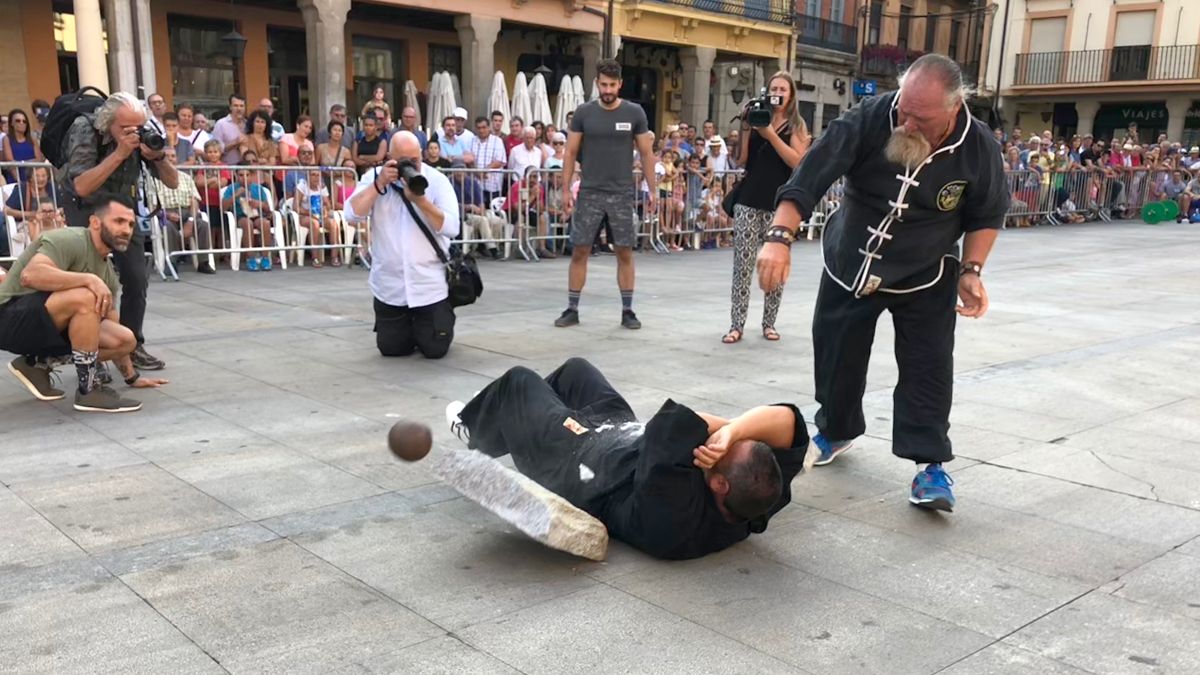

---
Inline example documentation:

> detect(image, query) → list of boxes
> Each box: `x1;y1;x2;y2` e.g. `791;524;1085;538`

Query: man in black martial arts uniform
445;357;811;560
756;54;1009;512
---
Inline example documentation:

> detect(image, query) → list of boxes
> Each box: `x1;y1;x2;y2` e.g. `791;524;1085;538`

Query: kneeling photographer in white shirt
345;131;461;359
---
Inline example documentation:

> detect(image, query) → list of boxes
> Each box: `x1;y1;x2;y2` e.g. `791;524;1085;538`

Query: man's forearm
414;195;445;230
727;405;796;449
772;200;804;233
347;182;381;220
561;150;576;188
962;228;999;265
21;264;96;292
73;153;127;197
641;158;656;193
156;158;179;189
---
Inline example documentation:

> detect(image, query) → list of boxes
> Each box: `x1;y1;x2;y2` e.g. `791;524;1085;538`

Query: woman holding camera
722;71;810;344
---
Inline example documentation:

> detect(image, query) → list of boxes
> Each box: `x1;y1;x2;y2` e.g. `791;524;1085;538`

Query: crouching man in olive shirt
0;192;167;412
445;357;812;559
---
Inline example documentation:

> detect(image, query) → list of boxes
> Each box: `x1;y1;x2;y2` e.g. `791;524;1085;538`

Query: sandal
763;327;781;341
330;256;342;267
311;258;323;269
722;328;743;344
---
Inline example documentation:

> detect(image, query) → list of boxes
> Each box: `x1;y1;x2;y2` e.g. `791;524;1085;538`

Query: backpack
40;86;107;168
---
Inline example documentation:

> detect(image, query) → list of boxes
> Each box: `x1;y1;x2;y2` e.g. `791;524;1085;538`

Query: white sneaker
445;400;469;446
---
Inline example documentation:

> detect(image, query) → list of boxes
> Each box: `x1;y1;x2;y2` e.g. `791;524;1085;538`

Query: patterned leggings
729;204;783;332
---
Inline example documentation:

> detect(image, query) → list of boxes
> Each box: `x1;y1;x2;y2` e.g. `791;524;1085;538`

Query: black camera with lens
745;88;783;128
388;158;429;197
138;123;165;152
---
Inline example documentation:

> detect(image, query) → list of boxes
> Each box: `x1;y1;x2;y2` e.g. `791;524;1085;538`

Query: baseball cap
450;158;467;168
1190;147;1199;153
551;131;566;143
453;107;468;119
1123;143;1134;150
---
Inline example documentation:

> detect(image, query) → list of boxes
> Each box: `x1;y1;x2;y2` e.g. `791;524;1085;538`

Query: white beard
886;127;932;167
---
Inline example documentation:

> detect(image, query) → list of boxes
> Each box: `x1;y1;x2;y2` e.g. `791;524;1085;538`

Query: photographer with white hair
344;131;461;359
57;91;177;372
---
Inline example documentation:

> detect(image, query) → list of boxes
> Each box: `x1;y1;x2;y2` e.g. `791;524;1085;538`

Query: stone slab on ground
429;448;609;561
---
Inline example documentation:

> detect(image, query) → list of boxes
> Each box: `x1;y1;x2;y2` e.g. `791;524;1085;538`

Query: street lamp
222;27;247;96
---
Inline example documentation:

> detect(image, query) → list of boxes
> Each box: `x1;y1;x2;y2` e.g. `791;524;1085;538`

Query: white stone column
454;15;501;121
1166;97;1189;144
102;0;137;93
580;34;602;84
679;46;716;127
1074;99;1101;137
132;0;155;95
74;0;109;91
299;0;351;128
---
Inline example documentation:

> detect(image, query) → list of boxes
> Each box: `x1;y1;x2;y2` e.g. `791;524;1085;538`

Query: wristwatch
960;260;983;276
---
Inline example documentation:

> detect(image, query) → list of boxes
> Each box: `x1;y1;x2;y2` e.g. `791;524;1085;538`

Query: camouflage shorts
570;189;637;248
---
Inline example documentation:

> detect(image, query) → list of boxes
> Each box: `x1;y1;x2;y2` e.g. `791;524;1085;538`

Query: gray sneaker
74;385;143;413
131;345;166;371
8;356;65;401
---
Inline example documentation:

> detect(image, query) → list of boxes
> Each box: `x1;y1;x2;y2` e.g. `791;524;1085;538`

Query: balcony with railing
796;14;858;54
647;0;793;25
858;44;980;88
1014;45;1200;86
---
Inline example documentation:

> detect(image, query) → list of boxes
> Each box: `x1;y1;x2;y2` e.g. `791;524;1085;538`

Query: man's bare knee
100;320;136;354
44;288;99;323
571;247;590;262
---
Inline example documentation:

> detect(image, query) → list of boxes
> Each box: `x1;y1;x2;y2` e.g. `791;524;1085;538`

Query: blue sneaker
246;257;260;272
260;256;273;271
812;433;854;466
910;464;955;512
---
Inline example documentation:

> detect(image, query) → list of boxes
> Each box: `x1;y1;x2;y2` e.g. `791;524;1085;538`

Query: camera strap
398;190;451;266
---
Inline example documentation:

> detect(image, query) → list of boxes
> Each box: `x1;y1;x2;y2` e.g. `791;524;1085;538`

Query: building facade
857;0;997;116
0;0;794;138
987;0;1200;145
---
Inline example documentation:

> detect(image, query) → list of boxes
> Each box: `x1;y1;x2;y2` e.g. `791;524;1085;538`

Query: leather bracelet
765;226;796;245
764;235;793;247
373;180;387;196
124;370;140;386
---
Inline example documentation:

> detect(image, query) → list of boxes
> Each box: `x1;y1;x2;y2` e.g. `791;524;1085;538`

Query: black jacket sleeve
774;95;878;219
962;125;1010;232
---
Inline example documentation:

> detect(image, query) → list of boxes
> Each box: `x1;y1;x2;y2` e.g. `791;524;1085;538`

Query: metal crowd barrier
6;159;1196;276
440;167;530;260
168;163;364;278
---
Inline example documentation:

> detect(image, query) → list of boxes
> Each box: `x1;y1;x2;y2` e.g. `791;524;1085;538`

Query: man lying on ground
444;357;812;559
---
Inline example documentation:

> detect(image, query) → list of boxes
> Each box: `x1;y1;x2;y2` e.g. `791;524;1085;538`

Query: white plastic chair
2;183;27;260
489;196;515;259
280;197;308;266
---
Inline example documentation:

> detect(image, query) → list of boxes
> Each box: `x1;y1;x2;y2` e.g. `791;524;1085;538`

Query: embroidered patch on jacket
936;181;968;211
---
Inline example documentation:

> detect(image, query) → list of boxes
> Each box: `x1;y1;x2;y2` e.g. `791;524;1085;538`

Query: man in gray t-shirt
558;59;657;331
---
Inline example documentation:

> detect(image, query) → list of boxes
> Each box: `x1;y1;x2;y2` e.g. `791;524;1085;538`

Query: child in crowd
194;139;231;248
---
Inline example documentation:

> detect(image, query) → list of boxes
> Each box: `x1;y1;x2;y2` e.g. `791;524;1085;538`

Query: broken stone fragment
430;449;609;561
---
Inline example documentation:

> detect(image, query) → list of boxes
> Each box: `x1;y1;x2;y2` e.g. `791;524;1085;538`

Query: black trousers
460;358;636;507
68;202;149;345
373;297;455;359
813;260;957;464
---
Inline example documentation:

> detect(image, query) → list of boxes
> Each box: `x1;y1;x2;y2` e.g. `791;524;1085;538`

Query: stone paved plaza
2;221;1199;674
